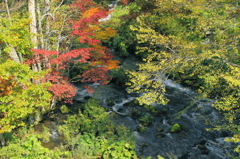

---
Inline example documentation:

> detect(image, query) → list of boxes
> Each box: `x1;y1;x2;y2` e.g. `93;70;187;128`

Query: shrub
58;98;137;158
139;113;152;126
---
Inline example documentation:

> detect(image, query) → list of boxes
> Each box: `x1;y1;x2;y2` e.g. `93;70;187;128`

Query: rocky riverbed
69;79;238;159
35;55;238;158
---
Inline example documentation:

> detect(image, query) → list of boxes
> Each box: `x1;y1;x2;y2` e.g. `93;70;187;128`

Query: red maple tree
26;0;119;103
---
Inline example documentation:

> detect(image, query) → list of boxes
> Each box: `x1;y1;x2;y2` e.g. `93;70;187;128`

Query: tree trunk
29;0;41;84
45;0;51;50
4;0;11;23
8;46;21;63
37;2;44;49
28;0;38;48
0;132;5;146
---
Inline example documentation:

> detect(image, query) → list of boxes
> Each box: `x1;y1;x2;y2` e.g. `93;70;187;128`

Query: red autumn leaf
25;0;119;103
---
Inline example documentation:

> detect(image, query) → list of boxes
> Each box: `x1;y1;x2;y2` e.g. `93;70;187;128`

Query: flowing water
88;81;236;159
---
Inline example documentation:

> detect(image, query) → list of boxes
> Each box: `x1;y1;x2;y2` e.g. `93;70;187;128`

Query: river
35;54;238;159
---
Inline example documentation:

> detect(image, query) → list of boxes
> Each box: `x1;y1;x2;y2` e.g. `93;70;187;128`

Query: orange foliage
95;27;117;40
82;7;101;18
0;76;17;97
90;43;108;55
83;25;101;33
82;25;117;41
106;60;120;70
90;60;119;70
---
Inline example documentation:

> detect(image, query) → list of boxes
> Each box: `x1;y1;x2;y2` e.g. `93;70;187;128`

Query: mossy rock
156;132;166;138
143;143;150;147
131;108;142;119
143;104;150;109
107;98;115;106
157;127;164;132
137;125;146;132
198;144;207;150
180;124;188;131
60;105;70;114
198;144;209;154
170;124;181;133
139;113;153;126
159;108;168;115
147;106;157;113
157;155;165;159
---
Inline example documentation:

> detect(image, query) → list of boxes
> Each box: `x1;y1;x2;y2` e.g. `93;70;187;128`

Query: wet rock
156;132;166;138
198;144;208;150
123;99;139;107
107;98;115;106
156;107;169;115
112;104;129;116
114;98;122;104
131;108;142;119
157;127;164;132
142;145;153;156
215;137;232;146
143;143;150;147
205;142;229;159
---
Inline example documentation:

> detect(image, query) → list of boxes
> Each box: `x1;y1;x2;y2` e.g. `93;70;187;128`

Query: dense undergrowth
0;99;137;159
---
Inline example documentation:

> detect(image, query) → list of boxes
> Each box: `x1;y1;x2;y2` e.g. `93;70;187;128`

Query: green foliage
0;60;52;133
110;67;129;86
166;153;178;159
58;99;137;158
109;5;131;25
93;0;112;7
107;98;115;106
139;113;152;126
127;0;240;154
124;99;140;107
0;127;66;159
59;99;113;139
112;35;129;57
0;14;33;57
137;125;146;132
60;105;70;114
69;62;90;81
105;2;140;57
147;106;157;113
131;108;142;119
126;66;169;105
225;136;240;154
142;104;158;114
0;99;137;159
157;155;165;159
0;99;137;158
